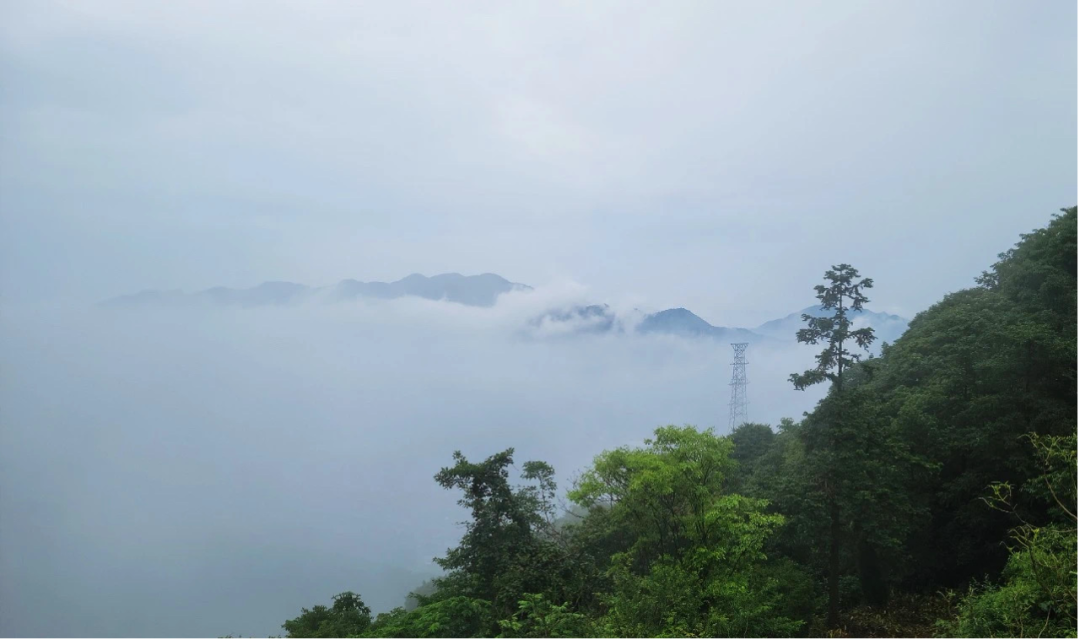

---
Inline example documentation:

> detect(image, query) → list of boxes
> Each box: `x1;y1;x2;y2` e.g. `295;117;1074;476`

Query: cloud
0;295;825;637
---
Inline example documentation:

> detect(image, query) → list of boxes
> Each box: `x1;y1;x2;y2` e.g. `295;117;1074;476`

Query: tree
938;433;1077;637
497;593;589;638
866;208;1077;591
790;264;876;628
569;426;800;637
365;597;494;638
869;287;1051;587
283;592;372;638
427;449;568;634
977;206;1077;331
740;418;829;575
729;422;776;493
790;263;876;393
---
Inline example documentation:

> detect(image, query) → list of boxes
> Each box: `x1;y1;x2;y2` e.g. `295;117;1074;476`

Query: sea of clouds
0;284;827;637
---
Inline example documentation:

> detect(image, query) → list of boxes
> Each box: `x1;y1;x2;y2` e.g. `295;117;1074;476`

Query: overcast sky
1;0;1075;326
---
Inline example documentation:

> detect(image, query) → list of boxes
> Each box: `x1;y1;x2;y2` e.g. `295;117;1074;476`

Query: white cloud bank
0;294;826;637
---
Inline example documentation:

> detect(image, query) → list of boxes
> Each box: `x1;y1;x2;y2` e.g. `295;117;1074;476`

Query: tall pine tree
790;264;876;628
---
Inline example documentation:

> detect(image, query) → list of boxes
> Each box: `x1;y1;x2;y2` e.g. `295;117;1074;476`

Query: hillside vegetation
281;207;1077;638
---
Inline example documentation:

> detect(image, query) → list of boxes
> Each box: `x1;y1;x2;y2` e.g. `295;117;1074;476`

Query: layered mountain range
103;273;531;309
102;272;909;344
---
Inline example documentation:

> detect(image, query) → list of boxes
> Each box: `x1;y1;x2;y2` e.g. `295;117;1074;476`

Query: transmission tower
728;342;749;430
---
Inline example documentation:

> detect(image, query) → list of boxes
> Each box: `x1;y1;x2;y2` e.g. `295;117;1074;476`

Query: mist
0;288;826;637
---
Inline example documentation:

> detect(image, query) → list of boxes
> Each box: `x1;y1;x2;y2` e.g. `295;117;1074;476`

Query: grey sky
1;1;1075;326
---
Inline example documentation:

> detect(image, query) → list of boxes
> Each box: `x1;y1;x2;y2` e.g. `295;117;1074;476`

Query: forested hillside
281;208;1077;638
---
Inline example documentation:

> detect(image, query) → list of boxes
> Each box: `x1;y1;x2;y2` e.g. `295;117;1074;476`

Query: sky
0;0;1076;326
0;2;1076;637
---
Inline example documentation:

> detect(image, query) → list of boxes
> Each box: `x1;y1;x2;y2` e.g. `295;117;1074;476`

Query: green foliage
282;592;372;638
274;206;1077;639
828;593;950;638
789;263;893;627
790;263;876;391
863;208;1077;589
978;206;1077;329
597;553;801;638
366;597;494;638
570;426;740;563
731;423;775;462
729;422;776;493
430;449;566;627
937;433;1077;638
571;426;802;637
755;557;820;633
376;449;590;638
939;547;1071;638
497;593;589;638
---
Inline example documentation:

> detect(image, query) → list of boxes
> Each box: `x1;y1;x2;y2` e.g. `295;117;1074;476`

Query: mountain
102;273;531;309
534;303;907;346
333;273;530;307
532;305;771;342
754;306;909;345
100;289;189;307
637;308;766;343
102;274;908;345
532;304;617;333
196;281;315;307
103;281;316;308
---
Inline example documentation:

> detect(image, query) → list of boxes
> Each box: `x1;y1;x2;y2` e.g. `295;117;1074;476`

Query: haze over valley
102;271;911;345
5;277;866;636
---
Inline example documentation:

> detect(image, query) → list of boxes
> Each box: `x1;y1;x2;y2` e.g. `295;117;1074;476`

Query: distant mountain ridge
334;273;530;307
637;308;766;343
534;304;908;345
753;305;909;345
103;273;531;309
102;273;909;343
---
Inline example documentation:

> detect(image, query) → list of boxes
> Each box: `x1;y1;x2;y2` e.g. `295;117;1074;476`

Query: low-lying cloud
0;287;827;637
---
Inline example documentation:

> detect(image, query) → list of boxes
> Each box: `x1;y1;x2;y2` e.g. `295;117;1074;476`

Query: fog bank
0;291;826;637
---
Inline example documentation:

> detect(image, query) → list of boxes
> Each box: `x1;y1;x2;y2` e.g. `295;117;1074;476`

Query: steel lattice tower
728;342;749;429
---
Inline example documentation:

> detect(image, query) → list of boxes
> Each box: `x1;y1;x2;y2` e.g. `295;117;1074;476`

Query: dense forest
280;208;1077;638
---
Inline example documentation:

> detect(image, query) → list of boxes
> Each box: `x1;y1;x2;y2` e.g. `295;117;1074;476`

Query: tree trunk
827;494;841;628
858;533;888;607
